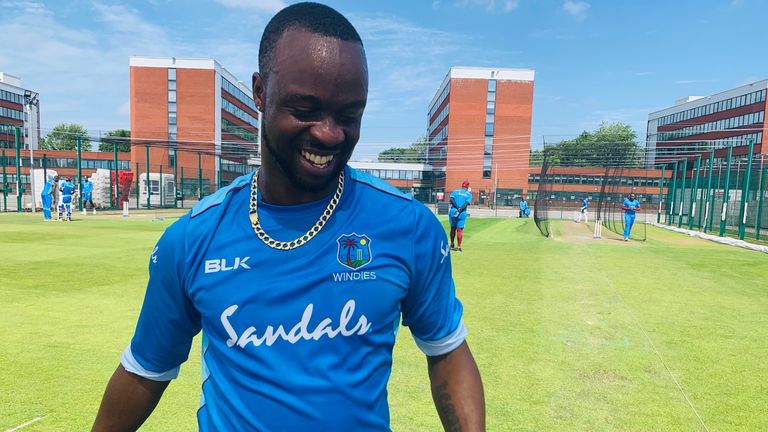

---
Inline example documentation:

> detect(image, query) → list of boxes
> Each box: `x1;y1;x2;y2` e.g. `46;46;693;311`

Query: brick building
129;56;259;196
427;67;535;205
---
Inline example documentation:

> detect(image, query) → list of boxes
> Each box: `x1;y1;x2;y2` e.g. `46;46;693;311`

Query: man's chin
292;165;345;193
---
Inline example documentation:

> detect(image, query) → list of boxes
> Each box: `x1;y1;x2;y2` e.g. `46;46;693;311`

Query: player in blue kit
40;175;58;221
82;175;95;214
449;180;472;252
621;192;641;241
58;176;76;222
576;196;588;223
92;3;485;432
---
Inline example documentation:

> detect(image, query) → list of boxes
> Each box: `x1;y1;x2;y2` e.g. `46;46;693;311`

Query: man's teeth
301;150;333;167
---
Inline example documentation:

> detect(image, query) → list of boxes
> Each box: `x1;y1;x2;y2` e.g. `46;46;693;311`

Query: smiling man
92;3;484;431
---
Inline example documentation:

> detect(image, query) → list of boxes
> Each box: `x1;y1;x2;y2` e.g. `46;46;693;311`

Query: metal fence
657;141;768;243
0;125;257;213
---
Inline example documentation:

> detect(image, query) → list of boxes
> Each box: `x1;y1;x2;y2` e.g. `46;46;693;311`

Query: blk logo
205;257;251;273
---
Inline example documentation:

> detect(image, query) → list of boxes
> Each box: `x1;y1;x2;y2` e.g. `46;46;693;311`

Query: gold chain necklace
249;170;344;250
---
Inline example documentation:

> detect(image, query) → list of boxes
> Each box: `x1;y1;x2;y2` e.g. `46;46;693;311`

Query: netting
594;166;647;241
533;149;554;237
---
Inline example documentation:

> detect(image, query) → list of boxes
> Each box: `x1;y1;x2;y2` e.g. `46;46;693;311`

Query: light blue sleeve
402;203;466;356
122;215;201;380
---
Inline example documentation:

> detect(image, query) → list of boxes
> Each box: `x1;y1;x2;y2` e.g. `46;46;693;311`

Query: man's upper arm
402;203;465;356
123;215;201;380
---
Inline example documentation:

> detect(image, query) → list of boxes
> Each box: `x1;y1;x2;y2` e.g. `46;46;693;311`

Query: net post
755;163;766;240
719;145;733;237
657;165;664;223
737;138;755;240
677;157;687;228
688;155;701;230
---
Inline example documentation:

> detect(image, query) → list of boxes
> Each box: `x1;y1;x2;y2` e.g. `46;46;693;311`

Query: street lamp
24;90;39;213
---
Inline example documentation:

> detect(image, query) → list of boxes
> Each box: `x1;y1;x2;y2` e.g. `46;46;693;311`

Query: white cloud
563;1;590;19
213;0;286;12
454;0;519;13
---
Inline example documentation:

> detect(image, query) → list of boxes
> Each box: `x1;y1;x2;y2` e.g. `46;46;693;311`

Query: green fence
658;140;768;243
0;126;257;213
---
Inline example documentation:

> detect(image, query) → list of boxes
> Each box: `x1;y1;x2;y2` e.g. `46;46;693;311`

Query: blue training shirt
83;180;93;194
623;198;640;216
448;188;472;219
61;181;75;197
42;179;54;196
581;199;588;209
122;166;466;431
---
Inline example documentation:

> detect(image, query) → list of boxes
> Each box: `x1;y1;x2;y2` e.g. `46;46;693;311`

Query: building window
168;91;176;102
168;68;176;80
488;79;496;92
485;123;494;136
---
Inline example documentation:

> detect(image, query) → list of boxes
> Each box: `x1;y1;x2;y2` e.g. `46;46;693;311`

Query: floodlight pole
737;138;755;240
77;136;83;212
688;155;701;230
15;127;22;212
113;142;118;208
719;145;733;237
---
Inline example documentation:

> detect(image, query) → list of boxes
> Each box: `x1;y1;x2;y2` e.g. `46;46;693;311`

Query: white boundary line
603;279;710;432
633;321;711;432
4;417;45;432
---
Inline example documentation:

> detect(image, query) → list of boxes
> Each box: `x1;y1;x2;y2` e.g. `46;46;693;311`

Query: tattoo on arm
433;381;462;432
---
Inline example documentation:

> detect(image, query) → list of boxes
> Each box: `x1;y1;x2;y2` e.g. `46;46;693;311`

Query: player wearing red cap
448;180;473;252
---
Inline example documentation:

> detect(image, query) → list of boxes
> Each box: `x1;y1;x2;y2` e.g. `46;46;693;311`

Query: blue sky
1;0;766;159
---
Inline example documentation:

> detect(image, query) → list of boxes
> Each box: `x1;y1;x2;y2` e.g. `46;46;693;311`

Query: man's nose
310;116;345;146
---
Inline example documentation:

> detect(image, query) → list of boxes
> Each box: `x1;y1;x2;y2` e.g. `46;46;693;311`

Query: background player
40;174;58;221
576;196;589;223
82;175;95;214
519;197;529;218
58;176;76;222
621;192;641;241
449;180;472;252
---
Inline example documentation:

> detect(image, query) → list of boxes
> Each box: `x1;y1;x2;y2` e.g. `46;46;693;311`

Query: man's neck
257;164;340;206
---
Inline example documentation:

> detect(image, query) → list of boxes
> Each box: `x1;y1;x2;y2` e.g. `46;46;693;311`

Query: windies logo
337;233;372;270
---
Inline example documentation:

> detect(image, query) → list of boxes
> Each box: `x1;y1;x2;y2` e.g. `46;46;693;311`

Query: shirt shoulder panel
191;172;254;218
349;167;412;202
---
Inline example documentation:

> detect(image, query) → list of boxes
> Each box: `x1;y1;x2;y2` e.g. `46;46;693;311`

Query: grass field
1;212;767;431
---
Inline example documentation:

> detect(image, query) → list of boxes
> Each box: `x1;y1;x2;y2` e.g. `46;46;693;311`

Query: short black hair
258;2;363;84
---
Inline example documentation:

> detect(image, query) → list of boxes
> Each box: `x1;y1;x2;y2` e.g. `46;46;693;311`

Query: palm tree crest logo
336;233;372;270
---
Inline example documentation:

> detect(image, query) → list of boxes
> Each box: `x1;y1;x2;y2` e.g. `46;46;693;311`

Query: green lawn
1;213;766;431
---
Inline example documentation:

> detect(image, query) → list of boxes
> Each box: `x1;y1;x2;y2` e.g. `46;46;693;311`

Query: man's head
66;176;72;182
629;193;636;200
52;175;59;182
461;180;470;189
253;2;368;195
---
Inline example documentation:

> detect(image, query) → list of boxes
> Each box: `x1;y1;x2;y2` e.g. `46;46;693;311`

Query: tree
545;122;642;167
40;123;89;151
99;129;131;152
378;136;429;163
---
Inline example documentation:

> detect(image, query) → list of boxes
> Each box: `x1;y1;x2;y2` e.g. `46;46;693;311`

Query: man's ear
252;72;265;112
